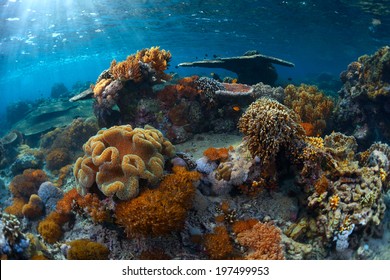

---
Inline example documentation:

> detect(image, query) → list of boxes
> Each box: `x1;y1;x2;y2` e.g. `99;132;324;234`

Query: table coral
74;125;175;200
284;84;334;136
238;98;305;167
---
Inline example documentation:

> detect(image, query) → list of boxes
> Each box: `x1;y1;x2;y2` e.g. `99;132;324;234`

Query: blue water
1;0;389;115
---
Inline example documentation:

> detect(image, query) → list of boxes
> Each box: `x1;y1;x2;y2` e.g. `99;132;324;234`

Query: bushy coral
238;98;305;167
236;221;285;260
284;84;334;136
22;194;44;220
37;218;63;244
66;239;110;260
203;146;232;162
114;166;200;237
45;148;71;172
74;124;175;200
203;226;233;259
110;46;171;84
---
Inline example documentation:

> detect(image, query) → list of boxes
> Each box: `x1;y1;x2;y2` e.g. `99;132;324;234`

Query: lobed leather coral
114;166;200;237
74;124;175;200
284;84;334;136
110;46;171;84
238;98;305;167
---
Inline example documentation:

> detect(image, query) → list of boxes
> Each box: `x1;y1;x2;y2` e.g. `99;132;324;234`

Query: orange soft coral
67;239;110;260
74;125;175;200
37;218;63;244
110;47;171;83
22;194;44;220
236;221;285;260
284;84;334;136
9;169;48;200
45;148;71;172
114;166;200;237
203;226;234;259
203;146;233;162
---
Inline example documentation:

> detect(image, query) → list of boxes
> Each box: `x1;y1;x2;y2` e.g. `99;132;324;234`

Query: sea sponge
67;239;110;260
284;84;334;136
114;166;200;237
74;124;175;200
238;98;305;167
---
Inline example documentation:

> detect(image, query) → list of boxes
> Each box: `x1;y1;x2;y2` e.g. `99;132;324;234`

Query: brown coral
203;226;234;259
74;125;175;200
284;84;334;136
238;98;305;167
114;166;200;237
67;239;110;260
45;148;71;172
22;194;44;220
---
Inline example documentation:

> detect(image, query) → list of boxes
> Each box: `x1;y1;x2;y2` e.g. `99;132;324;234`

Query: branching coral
74;125;175;200
238;98;305;167
284;84;334;136
114;166;200;237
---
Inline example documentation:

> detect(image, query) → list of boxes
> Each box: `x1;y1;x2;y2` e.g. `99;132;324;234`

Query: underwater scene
1;0;390;260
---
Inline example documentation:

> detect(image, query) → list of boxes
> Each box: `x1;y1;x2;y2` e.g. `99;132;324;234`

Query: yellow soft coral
73;125;175;200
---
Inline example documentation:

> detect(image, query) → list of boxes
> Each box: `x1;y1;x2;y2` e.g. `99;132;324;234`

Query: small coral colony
1;45;390;260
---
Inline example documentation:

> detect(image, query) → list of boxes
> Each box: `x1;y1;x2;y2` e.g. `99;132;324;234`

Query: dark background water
0;0;389;116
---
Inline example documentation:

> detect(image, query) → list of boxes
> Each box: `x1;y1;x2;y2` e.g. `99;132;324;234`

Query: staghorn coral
74;125;175;200
0;213;30;259
236;221;285;260
284;84;334;136
238;98;305;167
66;239;110;260
114;166;200;237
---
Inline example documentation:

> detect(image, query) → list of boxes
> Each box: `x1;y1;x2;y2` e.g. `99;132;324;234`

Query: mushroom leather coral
114;166;200;237
74;125;175;200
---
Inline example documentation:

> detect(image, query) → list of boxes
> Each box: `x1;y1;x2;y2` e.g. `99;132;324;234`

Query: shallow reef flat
1;46;390;260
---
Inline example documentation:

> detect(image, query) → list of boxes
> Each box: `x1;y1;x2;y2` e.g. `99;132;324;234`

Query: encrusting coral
114;166;200;237
74;124;175;200
284;84;334;136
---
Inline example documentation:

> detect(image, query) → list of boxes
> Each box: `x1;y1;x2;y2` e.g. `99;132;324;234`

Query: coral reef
203;226;234;259
284;84;334;136
334;46;390;147
74;125;175;200
66;239;110;260
238;98;305;167
115;166;200;237
0;213;30;259
236;221;285;260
